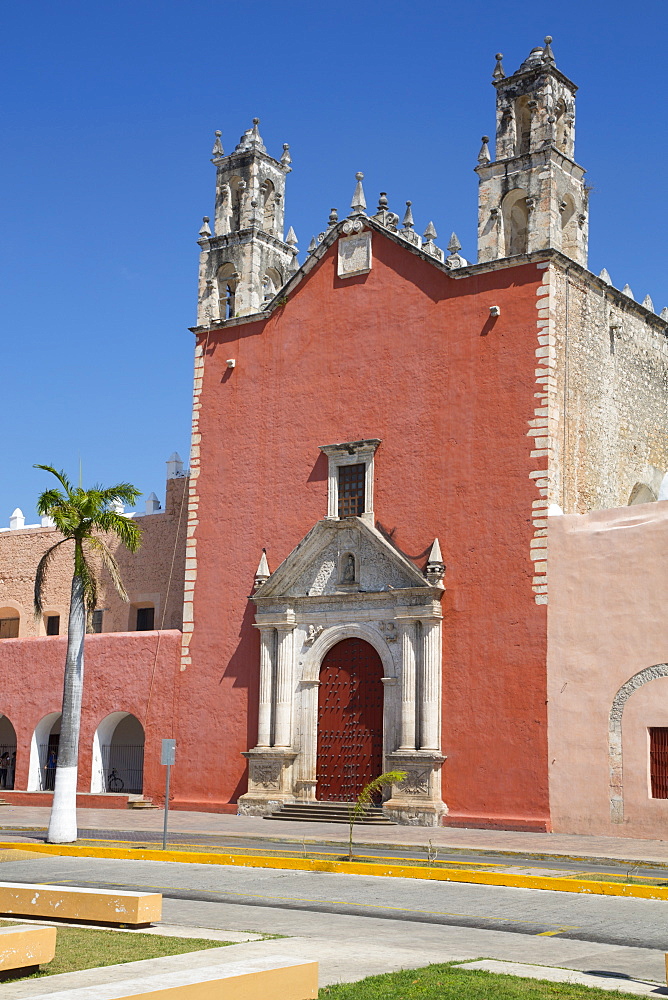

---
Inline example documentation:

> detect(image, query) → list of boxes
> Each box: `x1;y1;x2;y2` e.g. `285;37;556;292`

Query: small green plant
426;839;439;867
347;770;406;862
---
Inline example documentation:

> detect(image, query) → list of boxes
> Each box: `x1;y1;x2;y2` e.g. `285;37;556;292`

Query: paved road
2;853;668;943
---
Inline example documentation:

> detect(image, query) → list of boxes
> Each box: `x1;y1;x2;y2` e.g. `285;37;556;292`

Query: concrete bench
0;883;161;928
19;954;318;999
0;924;56;980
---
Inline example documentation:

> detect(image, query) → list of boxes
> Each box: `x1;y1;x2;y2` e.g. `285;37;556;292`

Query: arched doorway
91;713;144;794
0;715;17;790
317;638;383;801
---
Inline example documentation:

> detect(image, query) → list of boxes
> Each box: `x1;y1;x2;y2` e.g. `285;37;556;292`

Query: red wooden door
317;638;383;801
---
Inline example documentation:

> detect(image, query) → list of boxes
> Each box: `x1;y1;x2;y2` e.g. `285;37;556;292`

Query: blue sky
1;1;666;521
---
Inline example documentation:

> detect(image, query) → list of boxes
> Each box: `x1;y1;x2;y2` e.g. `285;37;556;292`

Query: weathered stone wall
548;262;668;512
0;476;187;636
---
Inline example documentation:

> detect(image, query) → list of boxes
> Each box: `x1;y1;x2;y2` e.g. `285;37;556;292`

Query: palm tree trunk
47;573;85;843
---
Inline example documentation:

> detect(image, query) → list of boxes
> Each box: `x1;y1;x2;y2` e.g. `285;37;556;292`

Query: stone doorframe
237;515;448;825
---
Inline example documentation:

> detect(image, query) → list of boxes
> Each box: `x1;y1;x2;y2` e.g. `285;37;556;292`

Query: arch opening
91;713;144;794
0;715;16;790
28;712;61;791
317;638;383;801
514;95;532;155
217;263;238;320
502;189;530;256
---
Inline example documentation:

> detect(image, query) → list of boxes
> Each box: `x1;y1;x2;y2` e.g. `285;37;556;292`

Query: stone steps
264;802;395;825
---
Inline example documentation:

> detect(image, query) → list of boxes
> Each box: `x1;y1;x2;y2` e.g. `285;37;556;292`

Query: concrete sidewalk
2;805;668;865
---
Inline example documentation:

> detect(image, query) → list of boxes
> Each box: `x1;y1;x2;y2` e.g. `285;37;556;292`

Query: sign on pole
161;739;176;849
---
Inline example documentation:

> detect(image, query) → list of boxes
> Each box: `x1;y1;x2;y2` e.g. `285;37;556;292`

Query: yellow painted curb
3;841;668;901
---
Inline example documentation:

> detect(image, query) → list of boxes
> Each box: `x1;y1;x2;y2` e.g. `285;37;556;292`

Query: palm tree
34;465;141;843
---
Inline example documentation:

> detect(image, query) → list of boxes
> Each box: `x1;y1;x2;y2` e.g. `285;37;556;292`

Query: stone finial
642;294;655;312
376;192;388;213
477;136;491;164
328;208;339;228
445;232;468;269
422;222;444;263
199;216;211;237
9;508;25;530
661;307;668;321
254;549;271;590
398;200;421;247
211;130;224;156
350;172;367;216
372;192;399;230
447;233;461;255
543;35;555;65
235;119;266;154
493;52;505;80
280;143;292;171
145;492;162;515
598;268;611;284
402;201;415;230
425;538;445;587
286;226;298;247
308;236;317;254
166;452;184;479
622;283;635;300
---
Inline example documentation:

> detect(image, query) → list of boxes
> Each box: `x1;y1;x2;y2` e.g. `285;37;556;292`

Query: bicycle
108;768;124;793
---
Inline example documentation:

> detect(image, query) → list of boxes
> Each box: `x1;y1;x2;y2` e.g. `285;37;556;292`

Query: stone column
256;628;274;747
399;621;417;750
419;619;441;751
273;625;294;747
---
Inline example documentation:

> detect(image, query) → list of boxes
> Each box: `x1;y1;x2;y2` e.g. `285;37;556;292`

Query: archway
317;638;383;801
28;712;61;791
0;715;16;790
91;713;144;794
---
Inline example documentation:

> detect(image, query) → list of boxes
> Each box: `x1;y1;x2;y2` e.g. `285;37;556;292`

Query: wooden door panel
317;638;383;801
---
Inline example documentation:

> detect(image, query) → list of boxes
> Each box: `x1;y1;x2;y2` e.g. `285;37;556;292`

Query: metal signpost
160;739;176;850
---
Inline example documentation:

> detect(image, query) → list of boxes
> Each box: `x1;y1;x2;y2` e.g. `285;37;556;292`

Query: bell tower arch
476;37;588;266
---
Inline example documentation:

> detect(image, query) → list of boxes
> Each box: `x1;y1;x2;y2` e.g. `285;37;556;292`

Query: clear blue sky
1;1;665;521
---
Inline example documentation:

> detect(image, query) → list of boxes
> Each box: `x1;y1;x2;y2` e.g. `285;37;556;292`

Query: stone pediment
254;518;431;600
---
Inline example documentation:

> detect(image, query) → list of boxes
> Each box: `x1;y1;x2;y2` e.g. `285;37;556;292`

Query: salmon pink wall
0;631;180;806
548;503;668;838
183;233;549;825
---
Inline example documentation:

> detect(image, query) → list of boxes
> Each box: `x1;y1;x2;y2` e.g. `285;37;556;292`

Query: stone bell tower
476;37;588;267
196;120;296;322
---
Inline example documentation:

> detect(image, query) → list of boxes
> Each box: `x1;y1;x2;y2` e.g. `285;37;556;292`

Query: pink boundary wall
548;502;668;838
0;631;181;806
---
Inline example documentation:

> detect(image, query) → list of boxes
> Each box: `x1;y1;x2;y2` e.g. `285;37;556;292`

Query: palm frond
34;465;74;497
34;539;73;615
93;511;142;552
86;537;129;602
99;482;142;507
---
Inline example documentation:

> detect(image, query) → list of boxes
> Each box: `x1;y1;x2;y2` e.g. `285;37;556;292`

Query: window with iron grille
91;610;104;633
46;615;60;636
338;464;365;518
649;727;668;798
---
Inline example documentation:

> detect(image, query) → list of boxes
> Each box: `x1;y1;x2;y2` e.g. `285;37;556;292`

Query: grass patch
318;962;644;999
2;923;226;981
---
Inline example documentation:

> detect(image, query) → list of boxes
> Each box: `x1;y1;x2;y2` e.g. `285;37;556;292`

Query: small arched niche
262;267;283;303
502;189;530;256
28;712;61;791
628;482;657;506
91;712;145;794
229;175;244;231
261;178;276;233
560;193;578;260
0;715;17;790
554;98;568;151
514;95;532;155
339;552;357;585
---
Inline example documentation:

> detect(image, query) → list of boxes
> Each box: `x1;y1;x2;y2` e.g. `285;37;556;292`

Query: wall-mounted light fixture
226;359;236;368
489;305;500;317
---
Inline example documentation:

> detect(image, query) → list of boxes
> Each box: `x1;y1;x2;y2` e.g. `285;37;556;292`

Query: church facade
178;39;668;827
1;39;668;835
